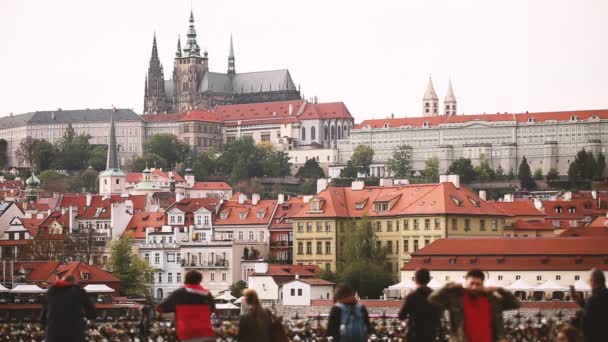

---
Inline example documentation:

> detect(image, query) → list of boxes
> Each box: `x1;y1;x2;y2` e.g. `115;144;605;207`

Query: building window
424;239;430;246
210;273;215;281
516;275;521;280
386;221;393;232
464;219;471;231
374;202;389;212
325;241;331;254
311;126;316;140
556;275;561;281
434;218;440;230
144;253;149;262
413;240;419;252
452;218;457;230
325;222;332;232
307;223;313;232
298;223;304;232
575;275;580;281
306;242;312;254
396;220;400;231
492;219;497;231
498;275;503;280
261;133;271;142
316;222;323;232
404;219;409;230
155;253;160;264
386;241;393;254
290;289;295;296
424;219;430;230
480;219;486;231
317;241;323;254
413;219;419;230
168;273;173;283
297;242;303;254
537;275;542;281
177;272;181;283
375;221;382;232
403;240;409;253
298;289;302;296
158;273;162;283
301;127;306;140
222;273;227;281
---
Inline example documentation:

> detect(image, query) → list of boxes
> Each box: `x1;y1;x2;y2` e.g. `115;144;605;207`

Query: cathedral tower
99;110;126;195
173;11;209;112
422;76;439;116
444;80;457;116
143;34;168;114
227;34;235;76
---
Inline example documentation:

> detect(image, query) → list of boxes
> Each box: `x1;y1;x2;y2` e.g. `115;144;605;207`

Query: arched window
338;126;342;139
301;127;306;140
324;126;329;140
331;126;336;140
157;288;164;299
311;126;316;140
343;125;348;137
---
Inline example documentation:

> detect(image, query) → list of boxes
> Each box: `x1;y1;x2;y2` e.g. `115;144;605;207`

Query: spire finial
106;110;120;170
175;34;182;58
228;34;236;75
150;33;159;61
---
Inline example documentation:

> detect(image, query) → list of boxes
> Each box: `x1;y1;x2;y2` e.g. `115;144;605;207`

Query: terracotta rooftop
179;110;222;123
214;198;277;226
126;170;186;183
166;197;219;214
123;212;166;239
191;181;232;190
50;262;119;284
490;201;545;217
270;197;305;230
252;264;319;277
357;109;608;129
510;219;554;230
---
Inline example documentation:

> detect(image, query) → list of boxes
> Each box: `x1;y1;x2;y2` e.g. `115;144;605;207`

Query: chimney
592;190;597;200
176;192;185;203
277;194;285;205
238;193;247;205
61;207;66;215
503;194;514;203
252;193;260;206
68;205;76;234
478;190;487;201
447;175;460;189
303;195;313;203
563;191;572;201
254;262;269;274
534;198;543;211
86;193;92;207
289;104;294;115
379;178;393;187
439;175;449;183
295;274;300;280
317;178;328;194
351;181;365;191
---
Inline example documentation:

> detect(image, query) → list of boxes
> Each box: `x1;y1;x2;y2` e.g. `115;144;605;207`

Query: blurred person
238;289;273;342
398;268;441;342
157;270;215;342
429;268;520;342
327;283;370;342
580;268;608;342
40;275;96;342
557;324;582;342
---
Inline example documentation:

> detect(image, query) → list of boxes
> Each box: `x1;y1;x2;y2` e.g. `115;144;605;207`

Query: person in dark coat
238;289;273;342
326;284;371;342
398;268;441;342
581;268;608;342
40;275;96;342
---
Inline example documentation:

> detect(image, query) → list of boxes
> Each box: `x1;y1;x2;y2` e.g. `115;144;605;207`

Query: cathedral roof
196;69;297;95
0;109;142;128
423;76;438;100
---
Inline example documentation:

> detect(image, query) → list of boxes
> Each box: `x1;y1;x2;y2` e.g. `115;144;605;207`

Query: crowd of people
38;268;608;342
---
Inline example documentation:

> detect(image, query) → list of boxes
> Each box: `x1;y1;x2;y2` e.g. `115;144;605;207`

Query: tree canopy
127;153;168;172
144;133;190;168
0;139;7;168
296;158;325;179
518;156;535;190
423;157;440;182
350;145;374;177
448;158;476;183
109;238;154;298
385;145;412;178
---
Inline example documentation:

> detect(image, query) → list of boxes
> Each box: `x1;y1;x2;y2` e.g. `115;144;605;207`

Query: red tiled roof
490;201;545;217
510;219;554;230
403;255;607;271
292;182;506;219
218;100;306;123
51;262;119;284
252;264;319;277
20;217;45;236
141;113;185;122
123;212;166;239
560;225;608;237
411;237;608;256
270;197;305;229
297;102;353;120
586;216;608;228
8;261;62;283
192;181;232;190
179;110;222;123
59;194;148;219
0;180;24;190
214;199;277;226
357;109;608;129
166;197;219;214
296;278;335;286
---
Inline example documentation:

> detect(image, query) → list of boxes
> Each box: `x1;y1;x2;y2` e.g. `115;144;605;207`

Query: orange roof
293;182;506;219
122;212;166;239
59;194;148;219
20;217;46;236
214;199;276;226
358;109;608;129
166;197;219;213
216;100;352;125
192;181;232;190
51;262;119;284
403;255;608;271
295;278;335;286
252;264;319;277
297;102;353;120
585;216;608;228
510;219;554;230
411;237;608;256
490;201;545;217
179;110;222;123
2;261;62;283
270;197;305;230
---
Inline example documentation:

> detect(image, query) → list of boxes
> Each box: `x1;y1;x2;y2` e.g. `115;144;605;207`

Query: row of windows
296;241;332;255
297;222;333;233
154;271;228;284
423;274;581;282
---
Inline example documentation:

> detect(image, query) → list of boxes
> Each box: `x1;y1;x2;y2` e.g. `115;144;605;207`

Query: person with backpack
398;268;441;342
156;270;216;342
40;275;97;342
327;284;371;342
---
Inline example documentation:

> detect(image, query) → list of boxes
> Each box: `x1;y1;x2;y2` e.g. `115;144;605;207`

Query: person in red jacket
157;270;216;342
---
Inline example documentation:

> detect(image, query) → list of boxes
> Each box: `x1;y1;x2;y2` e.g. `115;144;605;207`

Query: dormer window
240;211;248;220
374;202;389;212
451;196;464;207
568;206;576;214
81;272;90;281
383;123;390;129
528;117;535;123
355;199;367;210
256;210;266;219
570;115;577;121
423;121;430;128
220;211;229;220
311;201;320;211
555;206;563;214
468;197;480;207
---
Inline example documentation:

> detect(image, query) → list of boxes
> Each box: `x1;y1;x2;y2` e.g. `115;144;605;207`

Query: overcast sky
1;0;606;122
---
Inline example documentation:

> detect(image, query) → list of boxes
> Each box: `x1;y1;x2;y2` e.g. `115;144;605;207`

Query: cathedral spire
228;34;236;75
444;79;457;116
151;33;159;61
423;76;438;100
175;35;182;58
106;109;120;170
183;11;201;57
422;76;439;116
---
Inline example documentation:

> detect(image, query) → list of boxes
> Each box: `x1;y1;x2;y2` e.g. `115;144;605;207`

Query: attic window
528;117;535;123
240;211;248;220
374;202;389;212
555;206;563;214
383;123;390;128
468;197;480;207
570;115;577;121
451;196;464;207
568;206;576;214
81;272;90;280
355;199;367;210
256;210;266;219
423;121;430;128
220;212;229;220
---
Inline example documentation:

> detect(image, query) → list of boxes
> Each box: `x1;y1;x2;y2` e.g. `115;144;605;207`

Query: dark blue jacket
582;287;608;342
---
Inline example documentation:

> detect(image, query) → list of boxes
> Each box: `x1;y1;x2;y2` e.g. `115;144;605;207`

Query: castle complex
143;12;301;114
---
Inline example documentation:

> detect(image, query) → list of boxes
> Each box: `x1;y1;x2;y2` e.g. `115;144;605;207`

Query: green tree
88;145;109;171
385;145;412;178
546;168;559;181
596;152;606;180
144;133;190;168
127;153;168;172
32;140;56;172
339;217;392;298
39;170;68;193
229;280;247;298
533;168;543;180
350;145;374;177
260;149;292;177
448;158;476;183
217;136;260;183
423;157;440;182
0;139;7;168
573;149;588;179
339;160;358;178
80;168;99;193
507;168;516;180
296;158;325;179
108;238;154;298
568;162;579;184
15;136;37;167
54;129;93;171
192;151;217;181
474;154;495;182
585;151;597;180
495;165;506;181
518;156;535;190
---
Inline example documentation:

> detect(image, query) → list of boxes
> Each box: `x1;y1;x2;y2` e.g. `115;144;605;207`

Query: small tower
143;34;167;114
99;110;126;195
227;34;236;76
422;76;439;116
185;166;195;188
25;173;40;202
169;171;176;197
444;80;457;116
